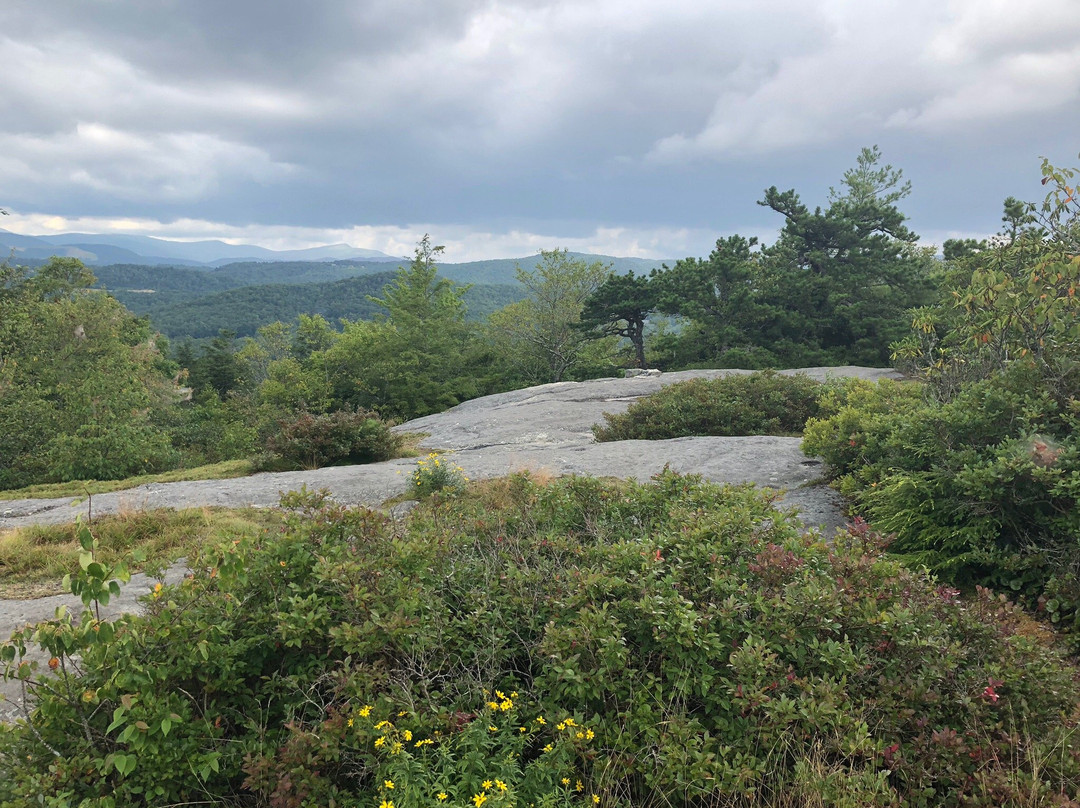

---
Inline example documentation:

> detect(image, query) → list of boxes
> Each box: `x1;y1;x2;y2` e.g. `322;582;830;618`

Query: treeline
0;239;619;488
1;146;1044;491
586;146;937;369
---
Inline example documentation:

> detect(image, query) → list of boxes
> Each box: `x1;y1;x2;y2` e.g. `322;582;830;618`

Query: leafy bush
4;473;1078;807
409;451;469;497
165;393;260;467
803;365;1080;639
263;409;402;470
593;371;823;441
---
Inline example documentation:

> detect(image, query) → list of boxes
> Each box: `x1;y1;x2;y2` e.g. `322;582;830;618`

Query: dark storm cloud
1;0;1078;259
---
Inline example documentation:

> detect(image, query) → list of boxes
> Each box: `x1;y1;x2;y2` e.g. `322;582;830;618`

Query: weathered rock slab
1;367;896;716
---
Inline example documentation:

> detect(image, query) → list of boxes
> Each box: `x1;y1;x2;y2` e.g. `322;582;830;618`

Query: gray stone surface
1;366;900;718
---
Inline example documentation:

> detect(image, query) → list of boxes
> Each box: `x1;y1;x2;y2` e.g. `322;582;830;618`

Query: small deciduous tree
489;249;612;383
0;257;177;487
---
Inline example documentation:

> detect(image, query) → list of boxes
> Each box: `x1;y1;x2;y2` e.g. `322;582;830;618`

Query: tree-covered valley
5;149;1080;806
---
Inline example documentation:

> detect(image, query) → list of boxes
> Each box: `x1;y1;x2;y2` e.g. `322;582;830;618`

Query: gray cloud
1;0;1077;259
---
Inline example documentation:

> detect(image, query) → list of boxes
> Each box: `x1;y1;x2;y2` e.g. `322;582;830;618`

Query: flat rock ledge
0;366;899;719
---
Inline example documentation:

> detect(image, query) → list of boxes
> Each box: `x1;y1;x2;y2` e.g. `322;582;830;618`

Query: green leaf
107;707;127;734
116;753;137;777
96;621;115;643
77;524;95;552
160;717;172;737
78;552;93;571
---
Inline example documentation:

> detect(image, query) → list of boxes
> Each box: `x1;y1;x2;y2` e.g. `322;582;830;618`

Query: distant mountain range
1;229;677;340
0;229;398;266
91;254;672;340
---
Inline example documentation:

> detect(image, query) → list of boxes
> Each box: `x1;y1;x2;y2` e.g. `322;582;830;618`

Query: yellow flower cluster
486;689;514;712
360;710;435;757
470;775;512;807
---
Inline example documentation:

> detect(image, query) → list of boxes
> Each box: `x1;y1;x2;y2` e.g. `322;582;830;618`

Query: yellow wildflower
402;730;412;741
437;794;448;801
359;705;372;717
472;794;487;807
391;742;403;754
535;716;546;725
556;722;566;731
375;720;391;730
561;778;571;786
397;711;407;717
482;780;493;790
495;780;507;792
519;726;527;733
585;729;595;740
543;744;553;753
374;737;386;748
576;780;584;792
576;732;584;739
347;718;354;727
489;725;498;732
565;718;576;727
379;801;394;808
593;796;600;804
384;780;395;790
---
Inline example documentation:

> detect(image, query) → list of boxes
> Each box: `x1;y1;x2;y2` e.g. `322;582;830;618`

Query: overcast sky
2;0;1078;261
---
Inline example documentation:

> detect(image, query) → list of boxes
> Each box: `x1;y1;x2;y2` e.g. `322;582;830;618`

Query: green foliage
489;249;614;383
593;371;824;441
650;235;765;366
579;270;658;368
804;158;1080;641
116;267;520;337
263;409;402;470
754;146;936;366
163;392;260;466
4;473;1078;807
802;365;1080;642
893;159;1080;397
0;258;179;489
311;236;496;420
408;452;469;497
639;147;935;369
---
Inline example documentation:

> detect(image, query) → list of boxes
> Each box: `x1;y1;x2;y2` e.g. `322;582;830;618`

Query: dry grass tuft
0;506;281;598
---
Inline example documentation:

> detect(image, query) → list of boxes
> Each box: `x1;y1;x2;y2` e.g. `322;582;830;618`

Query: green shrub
166;393;260;467
3;473;1078;807
263;408;402;470
803;365;1080;641
593;370;824;441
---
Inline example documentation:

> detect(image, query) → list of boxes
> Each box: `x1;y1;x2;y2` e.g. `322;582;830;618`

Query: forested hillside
135;273;522;339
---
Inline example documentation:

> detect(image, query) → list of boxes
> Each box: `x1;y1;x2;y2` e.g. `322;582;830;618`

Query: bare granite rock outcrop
0;366;899;719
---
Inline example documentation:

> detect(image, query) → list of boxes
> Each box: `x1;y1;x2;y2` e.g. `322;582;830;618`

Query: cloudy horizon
2;0;1078;262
